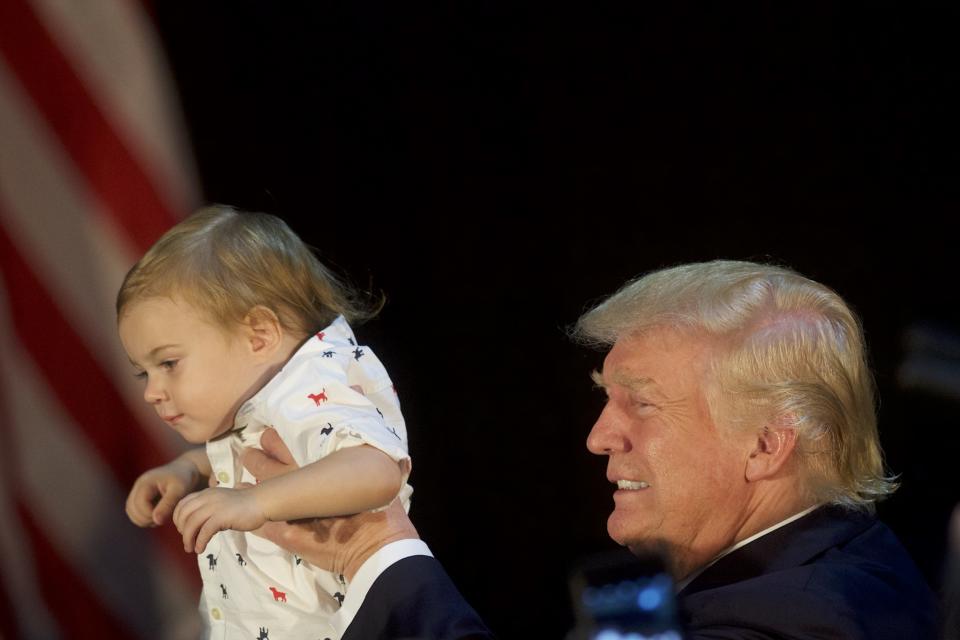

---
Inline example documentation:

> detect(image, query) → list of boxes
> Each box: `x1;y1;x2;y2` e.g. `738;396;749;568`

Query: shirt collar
233;315;353;427
311;315;356;348
676;503;822;592
328;538;433;635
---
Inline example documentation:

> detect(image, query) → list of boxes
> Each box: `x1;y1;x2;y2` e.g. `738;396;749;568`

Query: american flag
0;0;203;637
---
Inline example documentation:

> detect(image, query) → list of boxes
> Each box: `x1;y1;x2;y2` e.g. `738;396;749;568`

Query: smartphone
567;549;684;640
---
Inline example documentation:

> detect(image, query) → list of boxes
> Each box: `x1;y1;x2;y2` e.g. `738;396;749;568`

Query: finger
173;491;203;532
125;487;154;527
260;428;296;465
181;513;197;553
172;492;188;530
152;485;183;526
126;502;154;527
194;515;221;554
181;505;208;553
126;477;158;524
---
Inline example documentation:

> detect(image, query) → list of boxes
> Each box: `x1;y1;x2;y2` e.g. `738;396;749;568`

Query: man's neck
672;484;816;583
675;503;821;591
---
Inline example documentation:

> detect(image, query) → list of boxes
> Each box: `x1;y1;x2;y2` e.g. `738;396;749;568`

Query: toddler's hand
172;486;267;554
126;458;200;528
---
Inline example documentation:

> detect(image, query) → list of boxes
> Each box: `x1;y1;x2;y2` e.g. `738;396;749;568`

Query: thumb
260;428;296;465
240;447;286;482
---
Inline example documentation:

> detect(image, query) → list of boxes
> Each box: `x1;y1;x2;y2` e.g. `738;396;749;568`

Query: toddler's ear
243;306;282;354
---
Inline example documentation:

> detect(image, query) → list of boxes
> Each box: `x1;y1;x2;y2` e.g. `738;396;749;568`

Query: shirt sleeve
263;351;410;479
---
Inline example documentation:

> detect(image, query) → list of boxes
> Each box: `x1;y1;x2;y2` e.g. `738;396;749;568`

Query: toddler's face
119;297;264;444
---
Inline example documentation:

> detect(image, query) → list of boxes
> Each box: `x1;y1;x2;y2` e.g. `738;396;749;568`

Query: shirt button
210;607;222;620
217;471;231;484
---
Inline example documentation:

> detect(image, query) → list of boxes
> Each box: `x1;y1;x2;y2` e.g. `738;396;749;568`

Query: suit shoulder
682;553;938;640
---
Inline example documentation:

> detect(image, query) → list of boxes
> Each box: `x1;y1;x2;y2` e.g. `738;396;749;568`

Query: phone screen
567;549;684;640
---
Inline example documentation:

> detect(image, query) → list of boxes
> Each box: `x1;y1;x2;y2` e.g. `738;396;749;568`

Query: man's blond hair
574;260;896;510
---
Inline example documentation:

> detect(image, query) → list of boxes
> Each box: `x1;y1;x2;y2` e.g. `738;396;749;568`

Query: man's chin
607;510;649;547
606;517;677;569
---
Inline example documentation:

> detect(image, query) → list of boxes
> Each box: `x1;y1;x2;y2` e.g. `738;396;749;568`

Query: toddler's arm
242;429;419;580
126;448;212;527
172;445;404;553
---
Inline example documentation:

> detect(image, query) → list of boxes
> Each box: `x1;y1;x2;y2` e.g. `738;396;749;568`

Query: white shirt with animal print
198;316;411;640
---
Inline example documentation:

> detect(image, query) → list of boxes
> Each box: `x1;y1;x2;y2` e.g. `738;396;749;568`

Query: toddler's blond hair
117;205;378;335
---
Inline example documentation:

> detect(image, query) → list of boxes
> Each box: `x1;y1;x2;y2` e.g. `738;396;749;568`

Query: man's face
119;297;265;444
587;326;754;576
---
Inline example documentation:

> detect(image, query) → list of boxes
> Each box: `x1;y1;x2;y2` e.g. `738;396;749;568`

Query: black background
154;3;959;636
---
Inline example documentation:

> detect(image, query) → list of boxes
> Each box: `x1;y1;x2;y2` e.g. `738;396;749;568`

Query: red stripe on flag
0;0;180;253
18;502;139;640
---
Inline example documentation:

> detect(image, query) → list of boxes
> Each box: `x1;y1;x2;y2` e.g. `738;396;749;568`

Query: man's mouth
616;480;650;490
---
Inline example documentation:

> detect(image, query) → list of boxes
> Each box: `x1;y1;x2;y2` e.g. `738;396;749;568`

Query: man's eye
632;399;655;411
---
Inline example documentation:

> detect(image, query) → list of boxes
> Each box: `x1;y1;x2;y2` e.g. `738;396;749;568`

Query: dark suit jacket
341;555;494;640
678;506;938;639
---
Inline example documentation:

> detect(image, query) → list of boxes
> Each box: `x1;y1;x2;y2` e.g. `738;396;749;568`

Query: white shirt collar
676;504;822;592
328;538;433;635
233;315;355;428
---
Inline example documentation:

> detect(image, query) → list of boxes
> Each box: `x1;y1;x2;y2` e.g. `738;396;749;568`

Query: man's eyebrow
590;369;658;392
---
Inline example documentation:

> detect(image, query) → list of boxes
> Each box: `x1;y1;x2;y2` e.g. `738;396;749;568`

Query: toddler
120;206;411;639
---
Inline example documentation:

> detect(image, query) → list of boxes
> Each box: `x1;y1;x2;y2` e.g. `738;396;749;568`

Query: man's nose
586;406;628;455
143;376;166;404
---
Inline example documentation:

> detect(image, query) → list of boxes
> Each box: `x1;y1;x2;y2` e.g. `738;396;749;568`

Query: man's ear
242;306;283;356
745;424;798;482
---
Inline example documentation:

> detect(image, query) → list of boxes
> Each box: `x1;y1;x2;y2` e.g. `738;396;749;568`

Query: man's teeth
617;480;650;490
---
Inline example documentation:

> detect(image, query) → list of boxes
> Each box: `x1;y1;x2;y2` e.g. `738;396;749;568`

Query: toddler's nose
143;377;166;404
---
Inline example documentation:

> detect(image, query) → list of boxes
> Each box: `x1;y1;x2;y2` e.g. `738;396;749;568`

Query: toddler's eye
133;371;147;380
160;360;178;371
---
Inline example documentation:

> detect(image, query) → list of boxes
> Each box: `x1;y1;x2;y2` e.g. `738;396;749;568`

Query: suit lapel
679;506;876;597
